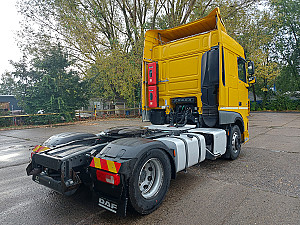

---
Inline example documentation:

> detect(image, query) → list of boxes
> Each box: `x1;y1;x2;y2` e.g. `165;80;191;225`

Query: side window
237;58;246;83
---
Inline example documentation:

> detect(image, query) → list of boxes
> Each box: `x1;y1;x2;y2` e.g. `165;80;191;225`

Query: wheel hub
138;158;163;199
232;132;241;153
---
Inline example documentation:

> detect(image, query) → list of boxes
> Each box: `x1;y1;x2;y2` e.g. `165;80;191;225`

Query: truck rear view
26;8;255;217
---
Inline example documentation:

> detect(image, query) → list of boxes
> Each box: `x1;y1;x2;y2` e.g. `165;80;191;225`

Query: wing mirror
248;76;256;84
248;61;255;75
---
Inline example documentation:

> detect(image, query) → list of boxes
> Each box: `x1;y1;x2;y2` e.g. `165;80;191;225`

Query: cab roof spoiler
145;7;226;44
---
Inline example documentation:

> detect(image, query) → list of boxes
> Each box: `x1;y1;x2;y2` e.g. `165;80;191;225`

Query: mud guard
94;138;175;180
91;137;176;215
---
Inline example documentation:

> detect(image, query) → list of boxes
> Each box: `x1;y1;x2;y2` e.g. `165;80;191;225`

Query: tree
12;45;88;114
87;48;142;106
271;0;300;93
17;0;263;105
0;72;17;95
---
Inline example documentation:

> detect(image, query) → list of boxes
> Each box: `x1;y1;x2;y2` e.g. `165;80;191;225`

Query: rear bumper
32;172;80;195
33;173;65;194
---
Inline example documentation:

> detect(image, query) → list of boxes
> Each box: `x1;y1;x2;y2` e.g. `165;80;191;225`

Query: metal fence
76;107;141;120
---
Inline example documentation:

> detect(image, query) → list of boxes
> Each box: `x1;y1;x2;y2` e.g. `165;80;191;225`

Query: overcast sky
0;0;23;76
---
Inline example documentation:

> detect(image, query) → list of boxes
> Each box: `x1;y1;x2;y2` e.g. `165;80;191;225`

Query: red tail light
148;62;158;85
96;170;120;186
148;85;158;108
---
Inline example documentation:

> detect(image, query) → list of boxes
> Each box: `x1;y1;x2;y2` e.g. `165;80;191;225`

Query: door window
237;58;246;83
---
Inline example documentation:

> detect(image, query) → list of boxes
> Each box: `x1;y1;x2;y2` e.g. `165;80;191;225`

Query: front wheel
224;125;242;160
128;149;171;214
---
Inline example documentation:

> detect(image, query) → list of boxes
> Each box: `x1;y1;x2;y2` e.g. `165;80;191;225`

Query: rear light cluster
96;170;120;186
148;62;159;108
148;62;158;85
148;86;158;108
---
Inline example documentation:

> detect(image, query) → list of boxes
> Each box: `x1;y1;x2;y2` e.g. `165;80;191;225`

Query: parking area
0;113;299;224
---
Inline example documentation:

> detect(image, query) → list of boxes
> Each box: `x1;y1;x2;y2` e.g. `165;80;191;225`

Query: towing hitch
32;169;81;196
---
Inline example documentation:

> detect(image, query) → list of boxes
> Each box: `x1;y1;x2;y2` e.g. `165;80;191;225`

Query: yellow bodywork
142;8;250;142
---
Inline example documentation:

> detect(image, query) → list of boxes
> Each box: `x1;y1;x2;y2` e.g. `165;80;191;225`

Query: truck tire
224;125;241;160
128;149;171;214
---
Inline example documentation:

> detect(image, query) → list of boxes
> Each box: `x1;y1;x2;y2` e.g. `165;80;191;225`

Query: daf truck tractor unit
26;8;255;216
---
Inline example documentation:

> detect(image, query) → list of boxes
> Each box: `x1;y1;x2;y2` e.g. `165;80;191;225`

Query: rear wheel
128;149;171;214
224;125;241;160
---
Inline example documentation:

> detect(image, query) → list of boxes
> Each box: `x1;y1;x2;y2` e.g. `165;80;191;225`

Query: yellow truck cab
142;7;255;147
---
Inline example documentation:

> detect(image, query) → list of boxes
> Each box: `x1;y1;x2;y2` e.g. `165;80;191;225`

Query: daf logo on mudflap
99;197;118;213
34;175;40;184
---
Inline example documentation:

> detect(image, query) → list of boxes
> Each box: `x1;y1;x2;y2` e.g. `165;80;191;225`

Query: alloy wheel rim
232;132;240;153
138;158;164;199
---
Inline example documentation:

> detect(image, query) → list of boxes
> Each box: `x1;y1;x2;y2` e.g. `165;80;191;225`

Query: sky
0;0;23;76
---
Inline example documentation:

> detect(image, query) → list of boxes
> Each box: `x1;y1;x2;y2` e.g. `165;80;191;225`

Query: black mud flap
95;176;128;217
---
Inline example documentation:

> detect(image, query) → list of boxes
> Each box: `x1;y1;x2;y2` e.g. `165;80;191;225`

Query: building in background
88;98;126;115
0;95;22;114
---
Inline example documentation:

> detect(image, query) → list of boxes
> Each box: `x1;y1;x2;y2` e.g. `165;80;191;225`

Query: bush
0;117;12;127
0;111;12;127
0;112;76;128
23;113;74;125
251;94;300;111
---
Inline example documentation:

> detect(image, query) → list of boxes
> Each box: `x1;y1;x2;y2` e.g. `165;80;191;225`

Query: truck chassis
27;124;240;216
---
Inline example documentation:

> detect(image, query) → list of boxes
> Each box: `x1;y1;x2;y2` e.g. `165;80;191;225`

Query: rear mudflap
92;171;128;217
